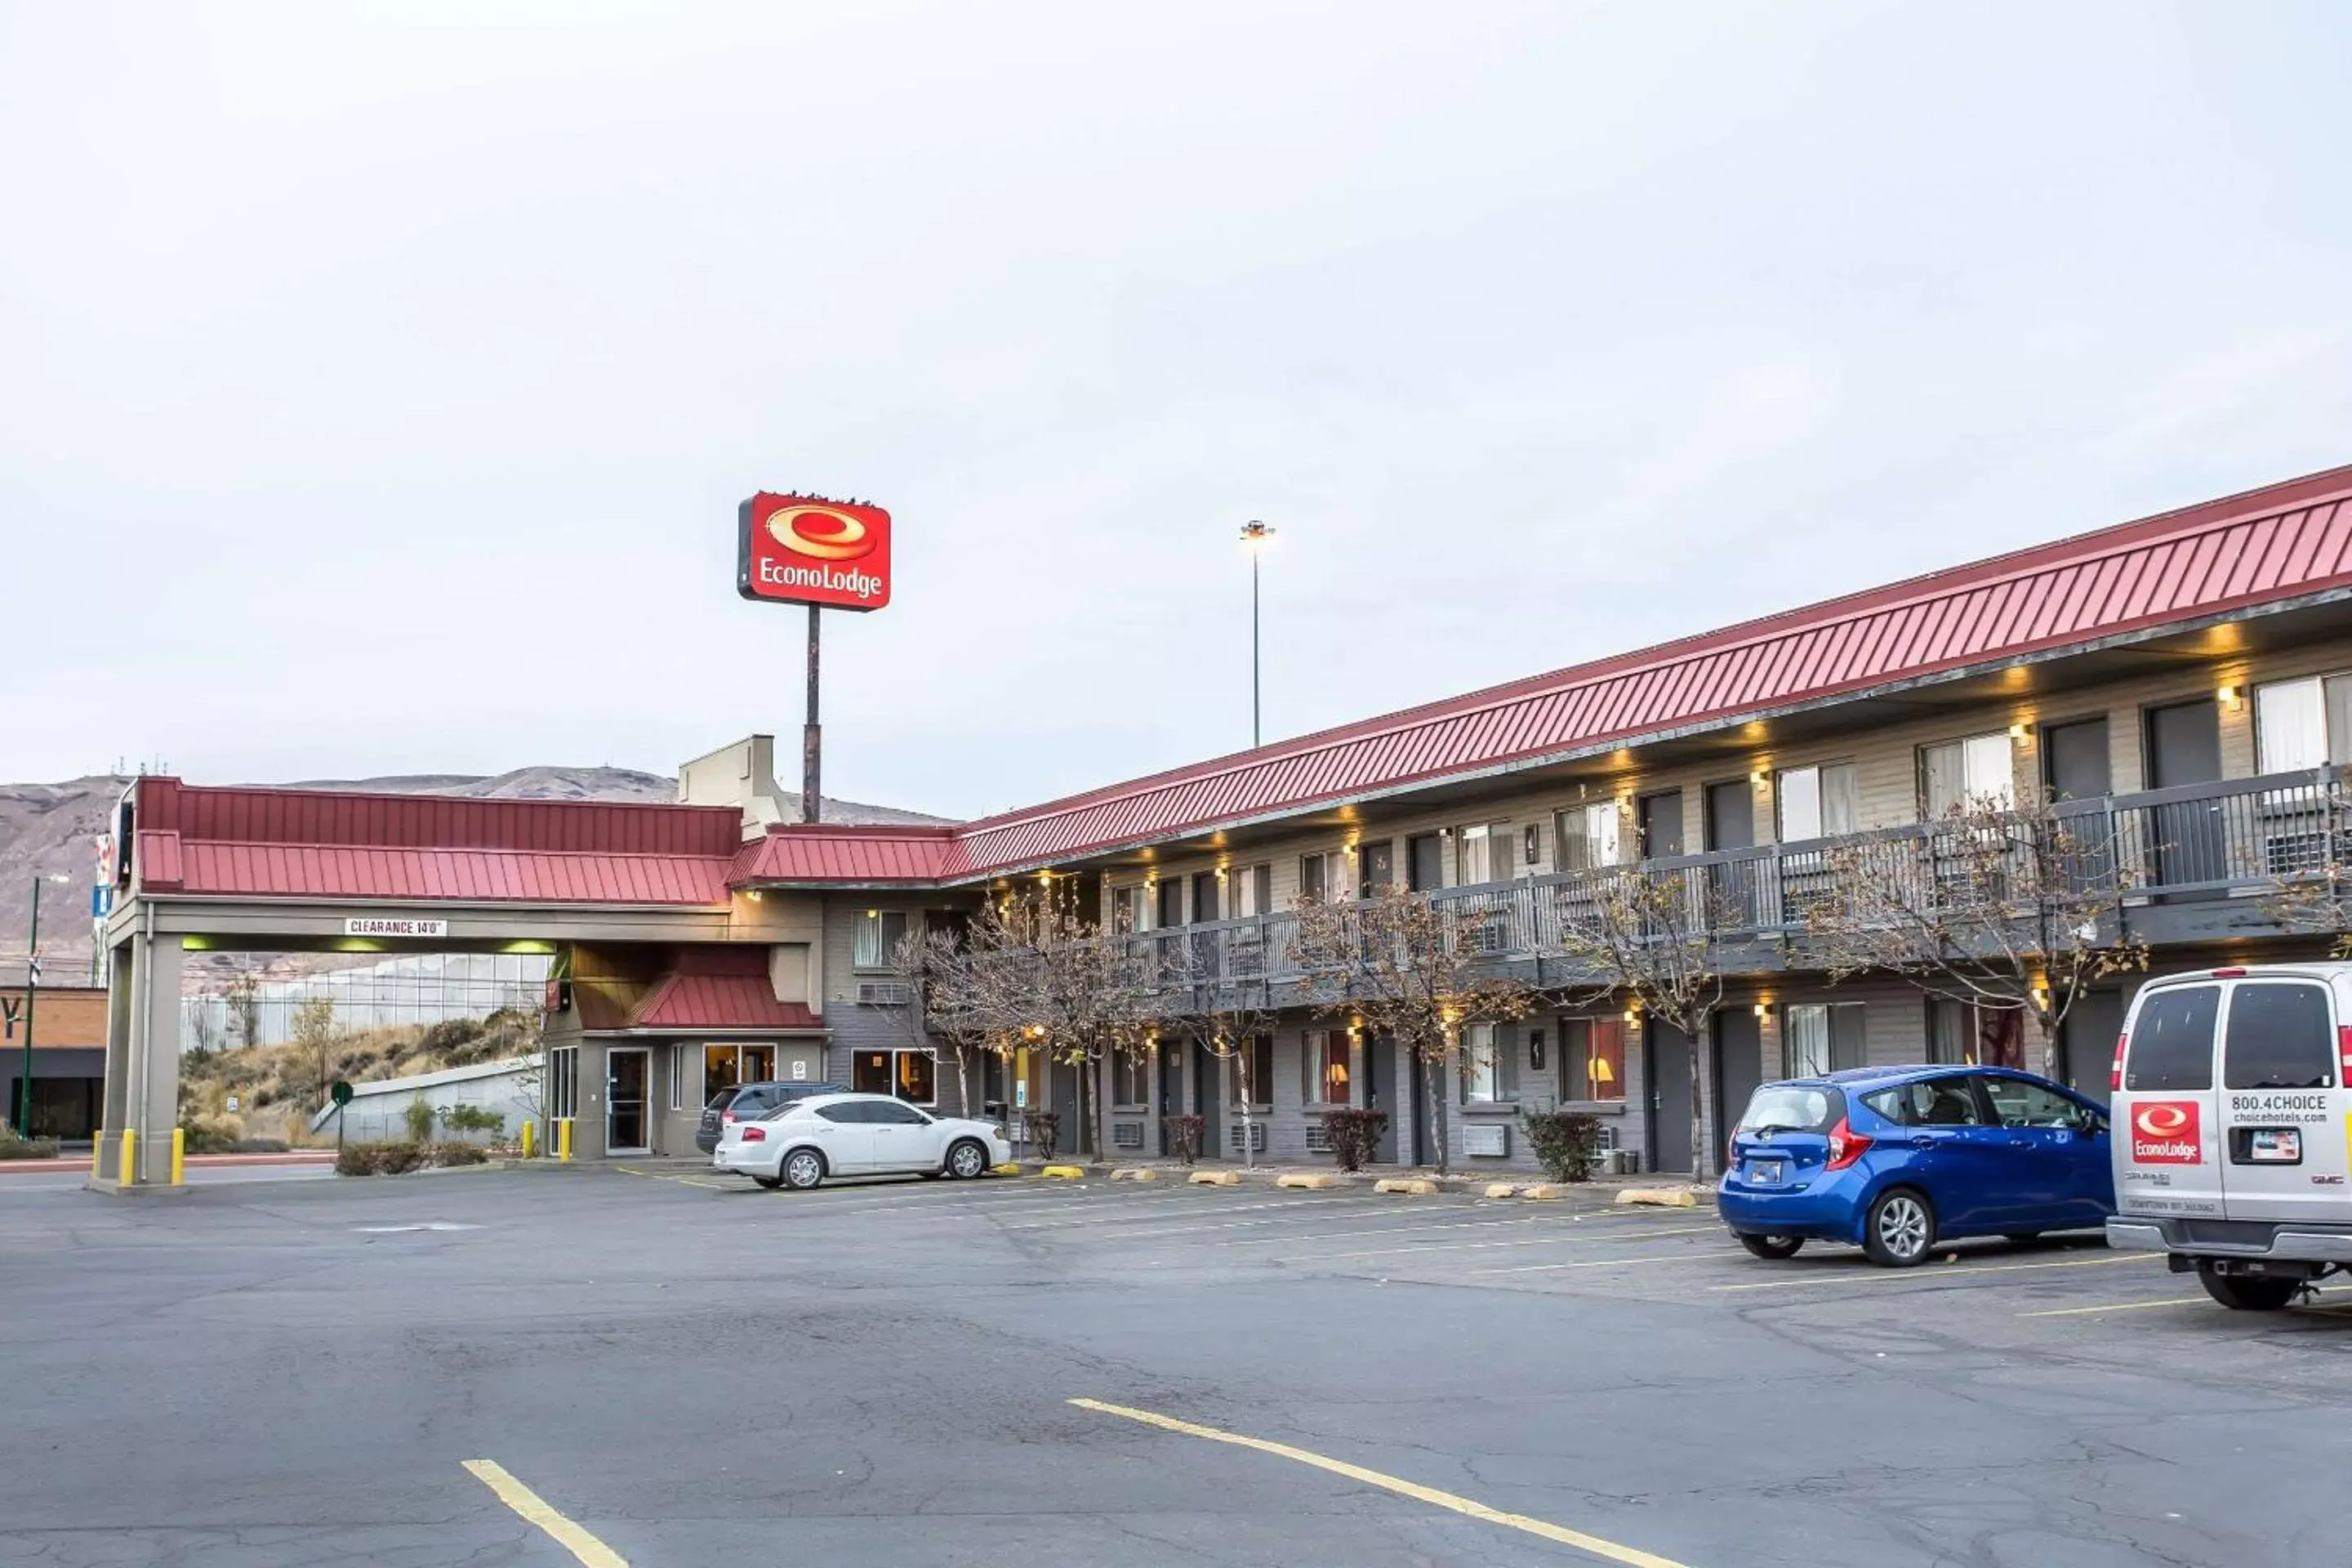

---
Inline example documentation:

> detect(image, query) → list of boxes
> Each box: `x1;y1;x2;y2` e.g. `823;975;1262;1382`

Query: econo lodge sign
737;493;893;611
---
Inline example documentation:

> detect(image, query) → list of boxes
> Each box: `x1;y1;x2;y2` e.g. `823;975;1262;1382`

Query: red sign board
737;494;893;612
2129;1099;2203;1164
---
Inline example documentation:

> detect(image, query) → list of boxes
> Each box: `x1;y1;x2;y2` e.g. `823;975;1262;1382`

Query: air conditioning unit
856;982;913;1006
1227;1122;1268;1153
1113;1121;1145;1150
1463;1123;1508;1158
1303;1119;1334;1154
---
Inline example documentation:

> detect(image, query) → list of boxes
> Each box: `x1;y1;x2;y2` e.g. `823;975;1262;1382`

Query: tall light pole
17;873;68;1137
1240;520;1275;747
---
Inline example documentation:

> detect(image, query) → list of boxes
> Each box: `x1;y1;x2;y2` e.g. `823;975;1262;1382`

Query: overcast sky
3;2;2348;818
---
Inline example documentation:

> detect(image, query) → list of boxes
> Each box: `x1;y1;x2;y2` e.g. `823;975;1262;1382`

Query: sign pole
18;876;42;1137
803;603;822;823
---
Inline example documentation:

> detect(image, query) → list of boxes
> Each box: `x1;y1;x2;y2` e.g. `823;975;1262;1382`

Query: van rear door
2213;977;2348;1224
2114;981;2224;1219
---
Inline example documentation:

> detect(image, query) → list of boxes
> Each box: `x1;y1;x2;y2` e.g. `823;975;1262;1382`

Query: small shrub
1520;1107;1605;1183
1319;1108;1389;1173
231;1138;291;1154
1020;1108;1062;1160
180;1116;245;1155
437;1104;506;1137
1160;1114;1205;1166
336;1140;425;1176
426;1141;490;1168
402;1096;437;1143
0;1129;62;1161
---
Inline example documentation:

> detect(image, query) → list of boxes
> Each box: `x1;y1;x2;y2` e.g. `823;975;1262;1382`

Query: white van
2107;961;2352;1310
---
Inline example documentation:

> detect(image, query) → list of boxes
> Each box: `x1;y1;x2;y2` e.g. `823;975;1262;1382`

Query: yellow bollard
118;1129;137;1186
520;1120;537;1160
171;1127;185;1186
91;1132;104;1178
556;1119;572;1162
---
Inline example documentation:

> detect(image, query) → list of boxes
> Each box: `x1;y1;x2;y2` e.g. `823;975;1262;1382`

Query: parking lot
6;1166;2350;1567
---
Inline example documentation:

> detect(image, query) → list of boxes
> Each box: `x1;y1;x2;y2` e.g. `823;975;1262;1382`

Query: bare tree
225;966;264;1050
886;925;982;1116
289;994;341;1108
1550;868;1738;1180
1802;794;2149;1080
2256;765;2352;956
1292;885;1530;1176
1156;952;1281;1170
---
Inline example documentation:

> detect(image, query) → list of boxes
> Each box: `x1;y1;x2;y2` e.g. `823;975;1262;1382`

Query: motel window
1303;1029;1352;1105
1114;1050;1151;1108
1552;803;1621;873
1298;851;1345;906
1224;1034;1274;1108
853;1048;938;1106
548;1046;578;1120
703;1043;776;1104
1559;1018;1625;1102
853;910;911;969
1927;999;2020;1069
1229;862;1274;919
2256;675;2352;774
670;1049;685;1110
1113;884;1152;933
1784;1003;1867;1078
1462;1022;1508;1103
1919;733;2014;817
1457;821;1512;886
1775;763;1859;843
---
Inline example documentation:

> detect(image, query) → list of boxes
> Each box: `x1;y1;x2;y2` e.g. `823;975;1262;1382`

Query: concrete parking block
1040;1165;1087;1180
1110;1167;1159;1182
1190;1169;1241;1186
1615;1186;1699;1207
1374;1178;1440;1195
1276;1173;1339;1190
1482;1182;1521;1199
1518;1183;1576;1200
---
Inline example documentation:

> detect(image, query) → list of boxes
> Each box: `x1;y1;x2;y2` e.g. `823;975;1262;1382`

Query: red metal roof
131;778;741;905
726;825;960;885
621;946;825;1032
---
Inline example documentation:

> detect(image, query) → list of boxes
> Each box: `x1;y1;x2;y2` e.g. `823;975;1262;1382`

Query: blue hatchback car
1718;1065;2114;1267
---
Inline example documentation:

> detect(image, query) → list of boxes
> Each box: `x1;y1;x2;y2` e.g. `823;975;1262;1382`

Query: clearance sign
737;493;893;612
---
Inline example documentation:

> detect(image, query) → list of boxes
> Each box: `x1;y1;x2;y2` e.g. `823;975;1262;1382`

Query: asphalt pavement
1;1164;2341;1566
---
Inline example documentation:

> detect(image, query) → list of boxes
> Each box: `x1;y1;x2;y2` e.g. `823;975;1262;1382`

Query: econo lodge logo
737;493;893;611
2130;1100;2203;1165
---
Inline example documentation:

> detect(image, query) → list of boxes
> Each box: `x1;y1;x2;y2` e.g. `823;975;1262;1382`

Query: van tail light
1825;1116;1871;1171
742;1126;766;1143
2338;1025;2352;1084
2112;1032;2128;1093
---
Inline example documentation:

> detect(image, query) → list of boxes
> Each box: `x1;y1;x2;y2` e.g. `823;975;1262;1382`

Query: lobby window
1553;802;1621;873
548;1046;577;1120
1229;862;1274;919
1560;1018;1625;1102
2256;675;2352;773
1462;1022;1506;1102
1458;821;1512;885
1919;733;2013;817
853;909;911;969
1224;1034;1274;1108
1784;1002;1867;1077
703;1043;775;1105
1303;1029;1352;1105
1776;763;1859;842
854;1048;937;1106
1298;850;1345;905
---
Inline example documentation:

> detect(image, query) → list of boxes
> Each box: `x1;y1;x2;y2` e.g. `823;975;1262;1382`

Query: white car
712;1092;1011;1190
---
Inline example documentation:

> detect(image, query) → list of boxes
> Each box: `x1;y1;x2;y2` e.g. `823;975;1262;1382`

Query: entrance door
1704;779;1757;923
1357;840;1395;895
1712;1010;1764;1156
606;1048;650;1155
1406;832;1443;892
2056;989;2125;1102
1362;1034;1396;1162
1646;1022;1693;1173
1158;1044;1183;1156
1638;791;1685;860
2145;699;2225;892
2043;717;2112;800
1196;1040;1223;1158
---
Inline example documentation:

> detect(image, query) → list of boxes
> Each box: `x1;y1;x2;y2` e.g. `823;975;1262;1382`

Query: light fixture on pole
1240;520;1276;747
17;873;70;1138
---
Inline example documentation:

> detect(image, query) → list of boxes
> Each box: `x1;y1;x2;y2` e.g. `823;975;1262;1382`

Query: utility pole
1240;520;1276;747
804;603;822;823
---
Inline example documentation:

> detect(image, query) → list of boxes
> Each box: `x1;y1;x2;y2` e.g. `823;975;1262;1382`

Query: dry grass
180;1010;540;1147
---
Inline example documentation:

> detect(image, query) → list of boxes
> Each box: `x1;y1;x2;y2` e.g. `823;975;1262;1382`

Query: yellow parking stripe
462;1460;628;1567
2018;1295;2209;1318
1712;1251;2150;1291
1069;1398;1687;1567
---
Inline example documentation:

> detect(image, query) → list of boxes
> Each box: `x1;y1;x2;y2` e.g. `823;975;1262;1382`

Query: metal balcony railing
1111;768;2350;991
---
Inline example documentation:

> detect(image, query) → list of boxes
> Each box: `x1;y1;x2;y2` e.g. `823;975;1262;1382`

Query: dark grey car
695;1080;847;1153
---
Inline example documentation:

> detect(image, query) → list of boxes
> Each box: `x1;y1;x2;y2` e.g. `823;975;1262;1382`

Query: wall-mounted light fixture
1753;1001;1769;1019
2217;684;2242;710
2009;720;2032;741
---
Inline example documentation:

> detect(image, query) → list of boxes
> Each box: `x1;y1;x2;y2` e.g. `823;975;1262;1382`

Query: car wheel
1735;1233;1804;1260
1862;1188;1936;1267
2197;1265;2300;1312
752;1174;785;1191
781;1148;826;1191
947;1138;989;1180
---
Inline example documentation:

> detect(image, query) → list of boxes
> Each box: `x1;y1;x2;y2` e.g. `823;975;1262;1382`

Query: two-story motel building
89;462;2352;1186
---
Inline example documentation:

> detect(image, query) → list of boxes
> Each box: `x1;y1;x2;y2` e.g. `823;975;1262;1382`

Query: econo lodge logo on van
2130;1100;2203;1164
